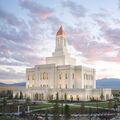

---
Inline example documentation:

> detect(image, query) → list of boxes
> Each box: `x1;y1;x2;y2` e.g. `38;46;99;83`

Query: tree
64;93;67;102
108;100;112;110
64;104;71;120
12;99;18;112
26;97;30;106
35;93;38;100
7;90;13;99
2;98;7;112
15;93;18;99
20;91;23;99
70;96;73;102
100;92;104;101
80;103;85;114
53;102;60;120
56;92;59;101
45;112;49;120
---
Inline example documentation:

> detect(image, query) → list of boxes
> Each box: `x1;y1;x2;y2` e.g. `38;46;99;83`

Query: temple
13;26;113;101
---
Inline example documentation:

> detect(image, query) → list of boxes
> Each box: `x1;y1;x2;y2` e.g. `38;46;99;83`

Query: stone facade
13;26;113;101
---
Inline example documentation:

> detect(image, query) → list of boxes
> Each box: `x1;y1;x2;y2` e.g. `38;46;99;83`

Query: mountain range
0;78;120;89
0;82;26;86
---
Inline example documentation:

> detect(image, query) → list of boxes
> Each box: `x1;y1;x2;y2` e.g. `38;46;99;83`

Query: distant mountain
96;78;120;89
0;82;7;86
0;82;26;86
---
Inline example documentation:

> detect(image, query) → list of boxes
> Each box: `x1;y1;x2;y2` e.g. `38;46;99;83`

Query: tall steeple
56;26;66;36
46;26;76;65
56;26;67;49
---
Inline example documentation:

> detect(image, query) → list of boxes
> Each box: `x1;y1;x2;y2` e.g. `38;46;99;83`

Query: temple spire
56;26;66;36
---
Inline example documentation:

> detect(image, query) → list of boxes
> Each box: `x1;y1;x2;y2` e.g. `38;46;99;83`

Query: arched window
65;84;67;89
76;95;79;99
41;73;43;80
32;74;34;80
84;74;85;80
86;74;88;80
64;38;66;47
58;39;60;46
70;95;73;99
47;73;48;80
59;74;62;79
43;72;46;80
27;75;30;80
72;73;74;79
65;73;68;79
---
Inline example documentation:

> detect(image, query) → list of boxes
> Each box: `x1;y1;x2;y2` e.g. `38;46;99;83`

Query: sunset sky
0;0;120;83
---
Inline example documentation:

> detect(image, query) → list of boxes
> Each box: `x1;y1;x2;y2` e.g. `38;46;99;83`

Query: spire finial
56;26;66;36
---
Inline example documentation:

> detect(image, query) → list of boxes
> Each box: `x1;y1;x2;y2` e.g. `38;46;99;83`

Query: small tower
46;26;76;65
56;26;67;49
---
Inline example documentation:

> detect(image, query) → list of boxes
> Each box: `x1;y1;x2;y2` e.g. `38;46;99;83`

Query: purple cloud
20;0;53;19
62;1;87;17
0;8;24;26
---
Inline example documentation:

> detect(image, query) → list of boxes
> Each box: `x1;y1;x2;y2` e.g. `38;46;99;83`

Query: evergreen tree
15;93;18;99
108;100;112;110
56;92;59;101
26;97;30;105
53;102;60;120
64;104;71;120
45;112;49;120
2;98;7;112
20;91;23;99
64;93;67;102
100;92;104;101
80;103;85;114
35;93;38;100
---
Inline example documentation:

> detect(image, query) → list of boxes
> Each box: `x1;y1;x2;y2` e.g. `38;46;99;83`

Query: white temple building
13;26;113;101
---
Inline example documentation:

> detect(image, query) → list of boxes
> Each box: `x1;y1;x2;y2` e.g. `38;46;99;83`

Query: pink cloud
97;74;115;79
20;0;53;19
35;12;52;19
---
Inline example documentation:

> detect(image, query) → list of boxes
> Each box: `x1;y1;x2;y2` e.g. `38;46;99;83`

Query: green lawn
30;103;53;110
76;101;120;108
0;117;17;120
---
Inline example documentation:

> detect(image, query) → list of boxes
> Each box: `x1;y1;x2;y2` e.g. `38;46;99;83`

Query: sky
0;0;120;84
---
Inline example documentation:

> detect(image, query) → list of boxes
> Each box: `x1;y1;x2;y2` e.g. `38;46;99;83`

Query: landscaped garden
0;117;17;120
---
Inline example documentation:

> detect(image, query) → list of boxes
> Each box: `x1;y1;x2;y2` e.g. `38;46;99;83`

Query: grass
0;117;17;120
30;103;53;110
75;101;120;108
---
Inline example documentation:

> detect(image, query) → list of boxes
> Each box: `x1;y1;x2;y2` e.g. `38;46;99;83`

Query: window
27;75;30;80
59;74;62;79
58;39;60;46
47;73;48;80
65;73;68;79
32;74;34;80
86;74;88;80
64;39;66;46
84;74;86;80
72;73;74;79
70;95;73;99
41;73;43;80
65;84;67;89
43;72;46;80
76;95;79;99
